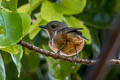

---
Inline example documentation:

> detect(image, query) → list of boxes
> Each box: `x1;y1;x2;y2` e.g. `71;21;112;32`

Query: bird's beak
39;25;47;29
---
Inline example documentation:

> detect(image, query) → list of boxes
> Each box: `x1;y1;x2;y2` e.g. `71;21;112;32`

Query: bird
40;21;87;57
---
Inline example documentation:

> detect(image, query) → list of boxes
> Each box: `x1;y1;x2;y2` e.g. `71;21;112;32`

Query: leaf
64;16;91;44
11;45;23;77
46;57;80;80
0;51;12;64
28;0;35;5
42;45;80;80
28;0;42;11
41;1;63;22
20;13;31;37
22;51;40;72
0;45;23;77
28;22;40;39
1;0;18;11
56;0;86;15
78;0;119;28
0;9;22;47
27;14;42;39
0;45;21;54
28;13;47;39
114;0;120;12
79;12;111;29
0;54;6;80
18;3;31;15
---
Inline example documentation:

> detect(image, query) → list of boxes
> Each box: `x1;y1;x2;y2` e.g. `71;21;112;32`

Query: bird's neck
46;27;67;40
45;29;54;40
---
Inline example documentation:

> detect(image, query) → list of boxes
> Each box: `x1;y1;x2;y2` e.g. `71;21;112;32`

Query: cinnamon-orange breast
49;28;84;56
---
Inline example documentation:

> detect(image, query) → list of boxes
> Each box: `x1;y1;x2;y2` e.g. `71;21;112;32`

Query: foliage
0;0;119;80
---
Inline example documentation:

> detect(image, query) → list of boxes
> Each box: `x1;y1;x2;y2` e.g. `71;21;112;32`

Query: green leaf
28;21;41;39
56;0;86;15
18;3;31;15
0;9;22;47
78;0;118;28
28;0;42;11
41;1;63;22
0;12;30;54
46;57;79;80
0;45;21;54
114;0;120;12
42;45;80;80
28;13;47;39
11;45;23;77
64;16;91;44
79;12;111;29
1;0;18;11
0;51;12;64
28;0;35;5
22;51;40;72
20;13;31;37
27;14;42;39
0;54;6;80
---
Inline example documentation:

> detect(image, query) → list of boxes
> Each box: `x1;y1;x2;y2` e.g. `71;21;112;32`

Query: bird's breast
49;32;84;56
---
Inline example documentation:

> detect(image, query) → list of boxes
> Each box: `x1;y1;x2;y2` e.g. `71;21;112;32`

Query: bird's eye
51;25;56;28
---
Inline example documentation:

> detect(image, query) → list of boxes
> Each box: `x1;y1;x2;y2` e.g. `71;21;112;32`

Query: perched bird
40;21;87;57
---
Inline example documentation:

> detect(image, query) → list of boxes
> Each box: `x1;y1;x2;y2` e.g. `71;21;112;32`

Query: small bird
40;21;87;57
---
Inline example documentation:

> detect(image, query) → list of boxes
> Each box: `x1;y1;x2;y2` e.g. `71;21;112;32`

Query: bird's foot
73;54;79;64
56;50;61;55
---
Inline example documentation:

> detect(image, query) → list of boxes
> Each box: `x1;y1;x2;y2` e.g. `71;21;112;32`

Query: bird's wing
62;27;88;40
63;27;83;33
80;35;88;40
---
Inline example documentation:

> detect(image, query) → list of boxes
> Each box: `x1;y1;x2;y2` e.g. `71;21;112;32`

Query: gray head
40;21;67;37
40;21;67;31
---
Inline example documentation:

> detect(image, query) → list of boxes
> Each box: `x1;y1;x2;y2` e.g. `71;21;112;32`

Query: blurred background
1;0;120;80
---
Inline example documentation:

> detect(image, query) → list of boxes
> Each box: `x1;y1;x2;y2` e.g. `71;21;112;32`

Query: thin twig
18;40;120;64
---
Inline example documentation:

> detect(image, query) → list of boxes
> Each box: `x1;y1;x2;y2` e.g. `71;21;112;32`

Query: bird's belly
49;38;65;53
49;39;84;56
61;41;84;56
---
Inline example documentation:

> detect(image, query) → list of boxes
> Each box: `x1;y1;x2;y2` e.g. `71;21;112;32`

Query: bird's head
40;21;67;30
40;21;67;37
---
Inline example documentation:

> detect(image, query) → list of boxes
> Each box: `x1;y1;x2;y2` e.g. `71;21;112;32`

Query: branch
18;40;120;64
